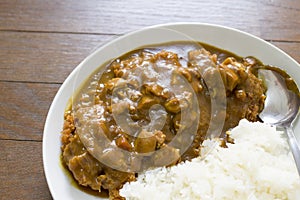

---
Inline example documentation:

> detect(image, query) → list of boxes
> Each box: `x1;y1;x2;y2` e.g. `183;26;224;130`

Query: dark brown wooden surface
0;0;299;199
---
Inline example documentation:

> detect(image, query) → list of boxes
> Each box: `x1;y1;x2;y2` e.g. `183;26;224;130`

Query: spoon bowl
259;69;300;175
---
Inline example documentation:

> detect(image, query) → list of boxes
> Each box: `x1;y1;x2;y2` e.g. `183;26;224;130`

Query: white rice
120;119;300;200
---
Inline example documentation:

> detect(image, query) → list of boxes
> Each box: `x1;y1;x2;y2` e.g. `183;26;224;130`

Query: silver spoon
258;69;300;175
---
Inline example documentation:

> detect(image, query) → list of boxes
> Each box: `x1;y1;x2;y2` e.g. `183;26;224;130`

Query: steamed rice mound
120;119;300;200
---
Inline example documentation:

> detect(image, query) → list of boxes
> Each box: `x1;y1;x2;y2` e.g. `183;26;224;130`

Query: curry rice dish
60;42;267;199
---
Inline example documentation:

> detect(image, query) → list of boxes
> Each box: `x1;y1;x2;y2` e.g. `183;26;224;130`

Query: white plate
43;23;300;200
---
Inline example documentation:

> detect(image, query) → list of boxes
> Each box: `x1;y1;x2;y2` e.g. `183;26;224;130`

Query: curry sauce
61;41;267;199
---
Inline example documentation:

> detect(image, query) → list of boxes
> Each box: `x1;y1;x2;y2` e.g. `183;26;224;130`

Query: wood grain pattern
0;0;299;41
258;0;300;40
0;140;52;200
0;82;60;140
0;31;112;83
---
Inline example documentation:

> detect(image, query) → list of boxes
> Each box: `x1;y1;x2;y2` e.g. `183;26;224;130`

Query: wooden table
0;0;299;199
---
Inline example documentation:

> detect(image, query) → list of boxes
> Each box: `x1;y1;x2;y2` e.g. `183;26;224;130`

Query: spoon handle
286;126;300;176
